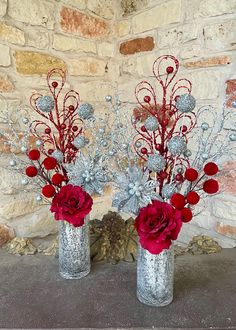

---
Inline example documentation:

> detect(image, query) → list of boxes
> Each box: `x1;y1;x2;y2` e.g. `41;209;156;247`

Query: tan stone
0;224;15;247
60;6;109;39
216;223;236;239
69;57;106;76
76;80;116;102
27;31;50;49
8;0;55;29
120;36;155;55
113;20;130;37
53;34;96;53
0;73;15;92
61;0;86;10
212;196;236;221
14;51;66;75
0;0;7;17
98;42;114;57
204;20;236;51
158;23;198;48
132;0;181;33
180;45;201;60
0;44;11;67
0;194;43;220
0;22;25;45
184;56;231;69
87;0;114;19
183;70;223;99
198;0;236;17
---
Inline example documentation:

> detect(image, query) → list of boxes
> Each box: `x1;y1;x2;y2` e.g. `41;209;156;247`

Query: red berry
171;193;186;209
175;95;180;102
144;96;151;103
61;124;66;129
203;179;219;194
52;173;64;186
42;185;55;198
181;125;187;133
162;118;169;126
141;147;148;154
166;66;174;74
26;166;38;177
204;162;219;176
155;144;162;151
28;149;40;161
45;128;51;134
186;191;200;205
48;149;54;155
175;173;183;181
181;208;193;222
52;81;58;88
141;125;147;132
185;168;198;182
69;105;74;111
72;126;78;132
43;157;57;170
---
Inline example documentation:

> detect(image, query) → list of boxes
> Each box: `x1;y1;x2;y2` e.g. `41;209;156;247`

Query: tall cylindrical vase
137;243;174;307
59;216;90;279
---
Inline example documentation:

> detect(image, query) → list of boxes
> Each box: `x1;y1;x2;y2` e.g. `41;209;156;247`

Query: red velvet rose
135;200;182;254
50;184;93;227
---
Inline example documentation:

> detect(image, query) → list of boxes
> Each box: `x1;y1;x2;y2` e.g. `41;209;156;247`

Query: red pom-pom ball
204;162;219;176
26;166;38;177
52;173;64;186
43;157;57;170
42;185;56;198
28;149;40;161
185;168;198;182
186;191;200;205
203;179;219;194
170;193;186;209
181;208;193;222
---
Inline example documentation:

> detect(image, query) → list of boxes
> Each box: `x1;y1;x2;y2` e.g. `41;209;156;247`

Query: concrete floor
0;249;236;330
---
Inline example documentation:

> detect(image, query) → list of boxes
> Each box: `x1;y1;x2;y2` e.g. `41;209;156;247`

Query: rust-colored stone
119;36;154;55
60;6;109;39
218;161;236;194
14;51;66;75
184;56;231;69
225;79;236;108
0;73;15;92
216;223;236;239
0;224;15;247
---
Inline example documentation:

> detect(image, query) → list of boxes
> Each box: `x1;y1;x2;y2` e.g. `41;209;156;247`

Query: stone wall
0;0;236;247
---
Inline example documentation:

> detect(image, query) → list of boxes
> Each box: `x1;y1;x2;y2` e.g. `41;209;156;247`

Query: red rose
135;200;182;254
50;184;93;227
204;162;219;176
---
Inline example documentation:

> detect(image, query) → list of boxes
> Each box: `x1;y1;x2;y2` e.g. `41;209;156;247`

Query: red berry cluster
25;149;66;199
170;162;219;223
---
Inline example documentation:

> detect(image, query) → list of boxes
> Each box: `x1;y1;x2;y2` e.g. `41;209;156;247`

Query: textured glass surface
59;217;90;279
137;243;174;306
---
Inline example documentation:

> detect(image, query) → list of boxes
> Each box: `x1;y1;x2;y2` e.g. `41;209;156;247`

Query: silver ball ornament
229;133;236;141
21;178;29;186
168;136;187;156
36;140;42;147
162;184;177;199
232;101;236;108
36;195;42;202
202;153;209;160
10;159;16;167
135;141;141;148
77;103;94;119
147;154;166;172
73;136;87;149
52;150;64;163
184;149;192;157
21;146;28;153
37;96;54;113
22;117;29;124
176;94;196;113
144;116;159;131
201;122;209;131
105;95;112;102
102;140;108;147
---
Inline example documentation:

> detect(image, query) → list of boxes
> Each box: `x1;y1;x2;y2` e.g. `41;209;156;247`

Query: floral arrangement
112;55;235;255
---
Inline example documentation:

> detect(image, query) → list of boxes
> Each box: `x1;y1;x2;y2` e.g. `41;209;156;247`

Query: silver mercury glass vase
59;216;90;279
137;242;174;307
